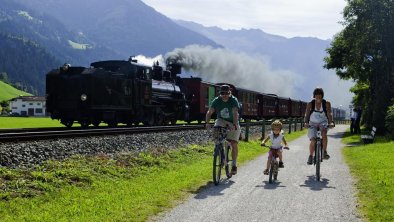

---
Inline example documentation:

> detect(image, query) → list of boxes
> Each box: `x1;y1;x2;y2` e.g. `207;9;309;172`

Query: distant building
9;96;46;116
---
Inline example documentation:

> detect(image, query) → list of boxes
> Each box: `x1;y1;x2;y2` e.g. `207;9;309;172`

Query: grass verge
342;130;394;221
0;130;306;221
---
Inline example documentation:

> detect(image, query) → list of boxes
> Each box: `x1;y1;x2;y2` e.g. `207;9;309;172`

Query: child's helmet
271;120;283;130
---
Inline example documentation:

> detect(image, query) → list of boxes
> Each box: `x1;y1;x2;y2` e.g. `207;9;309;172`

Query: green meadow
342;131;394;222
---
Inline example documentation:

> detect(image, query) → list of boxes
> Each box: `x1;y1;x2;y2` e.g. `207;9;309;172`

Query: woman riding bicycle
261;120;289;175
304;87;335;165
205;84;241;175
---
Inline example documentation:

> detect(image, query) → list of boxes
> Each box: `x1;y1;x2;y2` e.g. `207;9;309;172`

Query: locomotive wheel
156;113;164;125
143;113;155;126
171;119;177;125
108;121;118;127
80;121;90;128
92;121;100;127
61;119;73;128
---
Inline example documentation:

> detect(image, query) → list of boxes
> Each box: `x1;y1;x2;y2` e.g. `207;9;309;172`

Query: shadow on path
193;179;235;199
256;180;286;189
299;175;336;191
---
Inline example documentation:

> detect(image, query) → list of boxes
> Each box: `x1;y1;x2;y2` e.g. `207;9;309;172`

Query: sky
139;0;353;111
141;0;347;40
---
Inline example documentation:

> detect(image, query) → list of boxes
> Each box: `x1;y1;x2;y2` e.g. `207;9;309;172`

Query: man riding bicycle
206;84;241;175
304;87;335;165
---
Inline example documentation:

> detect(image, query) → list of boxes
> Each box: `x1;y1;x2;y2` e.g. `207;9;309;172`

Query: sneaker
231;166;237;175
263;169;269;175
324;151;330;160
307;155;313;165
279;161;284;168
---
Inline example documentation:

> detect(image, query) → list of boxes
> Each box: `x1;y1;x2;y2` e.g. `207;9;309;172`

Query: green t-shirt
210;95;240;122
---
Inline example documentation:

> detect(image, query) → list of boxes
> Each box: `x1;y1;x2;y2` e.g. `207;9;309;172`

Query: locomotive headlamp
80;94;87;101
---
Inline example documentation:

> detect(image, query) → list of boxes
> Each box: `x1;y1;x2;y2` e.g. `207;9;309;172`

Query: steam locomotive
46;57;345;127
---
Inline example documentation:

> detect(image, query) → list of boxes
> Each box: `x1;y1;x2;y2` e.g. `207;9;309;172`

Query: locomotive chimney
166;60;182;76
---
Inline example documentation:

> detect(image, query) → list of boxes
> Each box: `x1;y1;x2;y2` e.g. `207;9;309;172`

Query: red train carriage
300;101;307;117
180;77;217;123
257;93;278;119
234;88;259;120
290;99;306;117
277;96;291;117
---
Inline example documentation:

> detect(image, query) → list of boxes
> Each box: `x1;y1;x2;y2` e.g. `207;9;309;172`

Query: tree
0;72;9;83
324;0;394;133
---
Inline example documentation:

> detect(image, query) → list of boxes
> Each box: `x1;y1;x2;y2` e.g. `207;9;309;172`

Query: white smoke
165;45;301;97
134;54;165;67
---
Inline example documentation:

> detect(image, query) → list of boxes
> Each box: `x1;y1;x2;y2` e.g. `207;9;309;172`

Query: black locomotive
46;58;187;127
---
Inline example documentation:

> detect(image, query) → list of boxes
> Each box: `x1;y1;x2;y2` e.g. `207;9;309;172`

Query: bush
385;103;394;139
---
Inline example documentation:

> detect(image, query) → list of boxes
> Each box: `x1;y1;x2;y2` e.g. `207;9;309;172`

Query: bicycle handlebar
261;143;290;150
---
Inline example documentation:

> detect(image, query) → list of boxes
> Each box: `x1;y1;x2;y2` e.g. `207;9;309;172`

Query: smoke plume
165;45;301;97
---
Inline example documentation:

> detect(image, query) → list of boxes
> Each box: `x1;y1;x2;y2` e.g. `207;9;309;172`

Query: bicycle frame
212;126;232;185
313;126;324;181
268;149;280;184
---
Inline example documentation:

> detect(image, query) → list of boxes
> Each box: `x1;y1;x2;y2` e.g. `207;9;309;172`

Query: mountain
14;0;221;58
0;0;120;66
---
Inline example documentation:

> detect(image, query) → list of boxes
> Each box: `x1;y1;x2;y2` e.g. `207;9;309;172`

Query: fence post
301;117;304;130
294;118;297;132
288;118;292;134
245;119;250;142
261;119;265;140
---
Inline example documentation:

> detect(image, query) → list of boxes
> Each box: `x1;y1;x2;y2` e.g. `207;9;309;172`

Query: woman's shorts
308;121;328;139
215;119;241;143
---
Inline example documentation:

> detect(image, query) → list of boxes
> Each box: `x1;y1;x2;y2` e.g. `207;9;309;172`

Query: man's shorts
215;118;241;143
308;121;328;140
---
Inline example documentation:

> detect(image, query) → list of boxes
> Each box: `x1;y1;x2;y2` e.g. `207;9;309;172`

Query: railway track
0;125;204;143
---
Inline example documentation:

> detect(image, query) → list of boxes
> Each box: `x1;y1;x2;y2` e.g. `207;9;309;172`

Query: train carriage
277;96;291;117
180;77;217;123
232;87;259;120
257;93;278;119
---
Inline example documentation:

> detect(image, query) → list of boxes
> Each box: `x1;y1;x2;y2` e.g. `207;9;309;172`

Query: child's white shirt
269;130;284;149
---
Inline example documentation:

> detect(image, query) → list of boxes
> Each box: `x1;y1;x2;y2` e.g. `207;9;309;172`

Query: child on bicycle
261;120;289;175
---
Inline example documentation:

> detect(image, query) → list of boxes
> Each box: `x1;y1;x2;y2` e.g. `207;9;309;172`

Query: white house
9;96;46;116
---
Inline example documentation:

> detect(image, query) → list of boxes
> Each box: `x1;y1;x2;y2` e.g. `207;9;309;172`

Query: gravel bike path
157;125;361;222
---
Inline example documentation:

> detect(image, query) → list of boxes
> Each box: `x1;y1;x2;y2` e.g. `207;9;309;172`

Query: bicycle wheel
224;144;232;178
273;161;278;181
315;140;321;181
213;144;223;185
269;159;275;184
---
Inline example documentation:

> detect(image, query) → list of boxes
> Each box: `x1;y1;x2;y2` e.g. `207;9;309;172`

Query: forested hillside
0;34;59;95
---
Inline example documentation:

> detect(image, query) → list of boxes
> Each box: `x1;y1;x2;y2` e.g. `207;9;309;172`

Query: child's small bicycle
262;144;289;183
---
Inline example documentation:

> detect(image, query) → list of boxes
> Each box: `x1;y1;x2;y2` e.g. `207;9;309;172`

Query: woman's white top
309;104;328;124
269;130;284;149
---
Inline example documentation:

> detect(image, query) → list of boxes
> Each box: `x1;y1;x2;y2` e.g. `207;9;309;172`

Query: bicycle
261;144;289;183
211;125;233;185
309;123;334;181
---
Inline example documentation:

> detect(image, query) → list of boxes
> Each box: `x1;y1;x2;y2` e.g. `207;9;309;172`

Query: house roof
10;96;46;102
